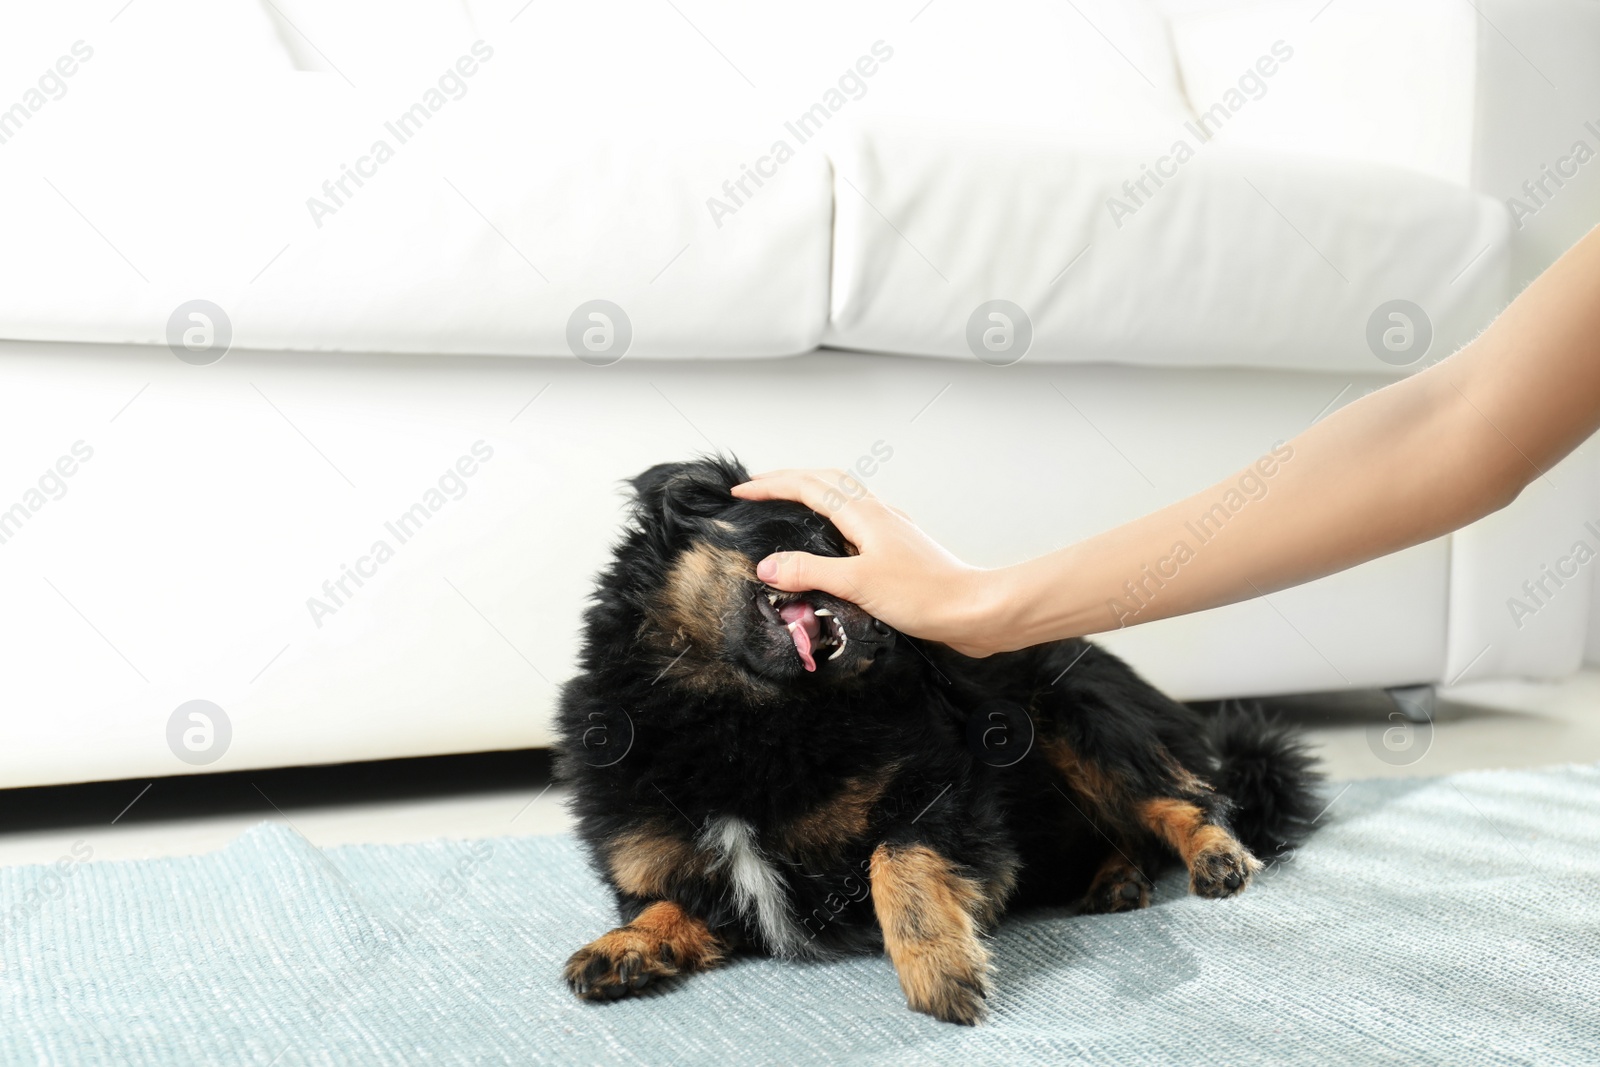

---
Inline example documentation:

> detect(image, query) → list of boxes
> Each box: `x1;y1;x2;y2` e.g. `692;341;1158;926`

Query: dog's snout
862;617;895;655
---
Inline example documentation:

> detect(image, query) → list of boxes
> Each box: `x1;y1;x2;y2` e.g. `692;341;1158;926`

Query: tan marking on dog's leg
869;844;993;1025
1137;798;1261;899
1040;738;1123;815
607;826;697;899
1157;747;1212;797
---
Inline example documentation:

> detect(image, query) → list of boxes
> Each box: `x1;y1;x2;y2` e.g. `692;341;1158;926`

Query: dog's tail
1204;701;1324;858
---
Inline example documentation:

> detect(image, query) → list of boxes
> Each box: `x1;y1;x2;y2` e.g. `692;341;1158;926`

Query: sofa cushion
0;73;833;359
824;124;1509;373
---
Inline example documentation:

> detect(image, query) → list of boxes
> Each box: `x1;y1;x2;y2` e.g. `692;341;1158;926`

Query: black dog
557;456;1320;1024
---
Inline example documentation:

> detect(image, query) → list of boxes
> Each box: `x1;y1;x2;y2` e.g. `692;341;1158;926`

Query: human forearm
979;372;1516;647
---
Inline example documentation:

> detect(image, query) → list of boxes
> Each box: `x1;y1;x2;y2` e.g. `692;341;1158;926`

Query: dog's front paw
903;965;990;1026
1189;840;1262;899
565;930;681;1001
565;902;723;1001
895;940;992;1025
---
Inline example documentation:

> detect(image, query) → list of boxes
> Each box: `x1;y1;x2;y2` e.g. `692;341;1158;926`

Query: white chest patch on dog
699;816;810;959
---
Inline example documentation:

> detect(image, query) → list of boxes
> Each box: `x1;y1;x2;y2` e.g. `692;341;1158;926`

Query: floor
3;670;1600;869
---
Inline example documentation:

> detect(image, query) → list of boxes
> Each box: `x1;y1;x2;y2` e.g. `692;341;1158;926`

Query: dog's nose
870;618;893;639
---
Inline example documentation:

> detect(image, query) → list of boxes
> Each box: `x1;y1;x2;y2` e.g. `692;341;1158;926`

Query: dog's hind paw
1082;860;1153;914
1189;840;1262;899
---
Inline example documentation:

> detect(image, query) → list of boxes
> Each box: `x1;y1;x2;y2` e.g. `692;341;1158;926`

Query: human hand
730;469;1006;657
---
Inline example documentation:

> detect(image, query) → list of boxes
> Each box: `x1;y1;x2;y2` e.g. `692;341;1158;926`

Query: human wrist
965;549;1107;653
955;564;1031;656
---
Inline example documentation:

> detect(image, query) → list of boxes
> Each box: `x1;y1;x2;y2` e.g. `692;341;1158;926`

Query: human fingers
729;469;885;542
754;549;861;599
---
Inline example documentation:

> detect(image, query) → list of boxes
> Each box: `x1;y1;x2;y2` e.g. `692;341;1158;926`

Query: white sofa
2;0;1598;789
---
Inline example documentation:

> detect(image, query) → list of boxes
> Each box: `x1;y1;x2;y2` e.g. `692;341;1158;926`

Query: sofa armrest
1468;0;1600;286
1167;0;1600;284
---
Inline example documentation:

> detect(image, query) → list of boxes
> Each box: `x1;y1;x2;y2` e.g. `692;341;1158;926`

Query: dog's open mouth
758;589;846;672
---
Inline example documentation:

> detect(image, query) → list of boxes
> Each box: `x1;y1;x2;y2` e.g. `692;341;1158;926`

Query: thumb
756;551;857;599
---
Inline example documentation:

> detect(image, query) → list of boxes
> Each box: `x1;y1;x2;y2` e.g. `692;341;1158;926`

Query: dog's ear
628;456;749;549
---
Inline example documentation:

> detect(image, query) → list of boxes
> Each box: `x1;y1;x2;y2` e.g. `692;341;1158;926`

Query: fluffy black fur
556;456;1322;1024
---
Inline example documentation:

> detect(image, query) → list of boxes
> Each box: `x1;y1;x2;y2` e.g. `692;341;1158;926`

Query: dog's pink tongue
779;602;819;672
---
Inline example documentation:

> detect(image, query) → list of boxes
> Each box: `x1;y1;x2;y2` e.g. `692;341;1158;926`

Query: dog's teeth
765;592;779;605
813;608;833;617
828;630;848;661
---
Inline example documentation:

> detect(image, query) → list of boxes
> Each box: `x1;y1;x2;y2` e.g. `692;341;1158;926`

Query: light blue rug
3;765;1599;1066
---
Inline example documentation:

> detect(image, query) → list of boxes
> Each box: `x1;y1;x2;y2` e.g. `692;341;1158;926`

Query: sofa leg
1385;684;1435;724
